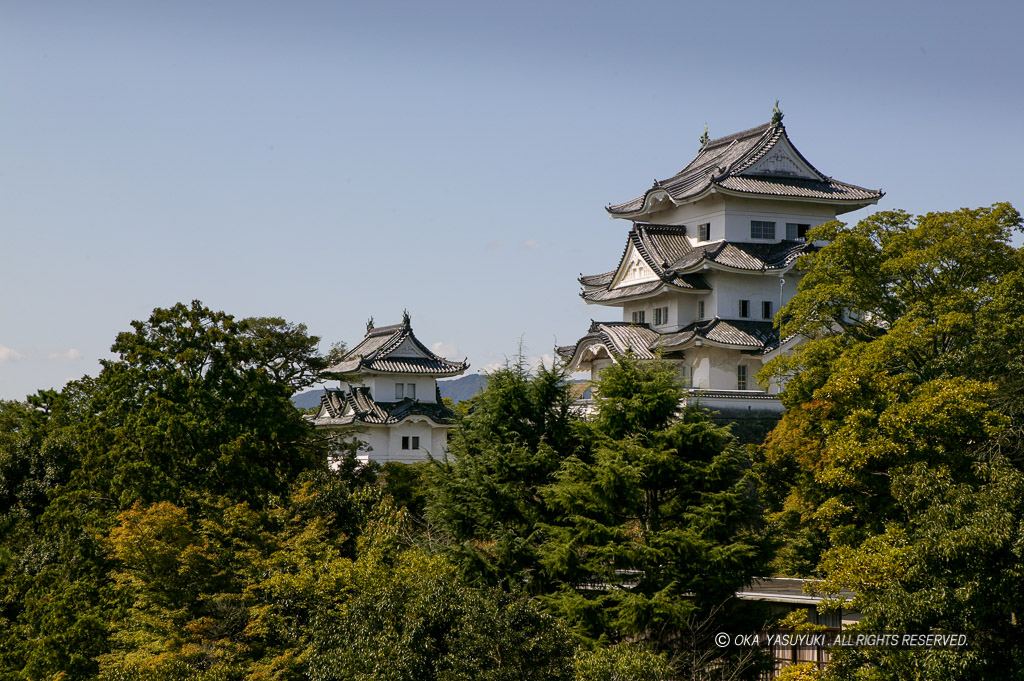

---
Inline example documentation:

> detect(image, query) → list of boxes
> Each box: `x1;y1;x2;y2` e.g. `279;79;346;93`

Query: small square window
750;220;776;240
737;365;748;390
762;301;773;319
411;436;420;450
698;300;705;319
653;306;669;326
395;383;404;400
698;223;710;241
739;300;750;318
632;310;646;324
401;436;410;449
786;223;809;241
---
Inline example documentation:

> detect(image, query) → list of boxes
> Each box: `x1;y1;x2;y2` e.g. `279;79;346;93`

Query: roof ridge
703;122;773;150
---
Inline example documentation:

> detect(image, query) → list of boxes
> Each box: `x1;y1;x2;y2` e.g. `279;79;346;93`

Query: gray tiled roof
324;316;469;377
580;223;713;303
311;386;457;427
668;239;814;273
607;120;882;216
652;319;780;351
579;223;809;303
581;274;710;303
561;317;786;369
559;321;661;362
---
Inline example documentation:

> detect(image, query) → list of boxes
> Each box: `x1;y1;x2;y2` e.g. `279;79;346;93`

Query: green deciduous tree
309;500;575;681
756;204;1024;679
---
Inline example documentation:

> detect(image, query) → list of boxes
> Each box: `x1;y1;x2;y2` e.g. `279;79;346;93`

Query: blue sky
3;0;1023;400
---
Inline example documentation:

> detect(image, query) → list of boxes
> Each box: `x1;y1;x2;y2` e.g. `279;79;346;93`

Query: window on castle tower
762;301;773;319
739;300;750;318
698;223;710;241
632;310;646;324
737;365;748;390
408;383;416;400
401;436;420;450
786;222;810;241
750;220;776;239
698;300;706;319
395;383;404;400
654;306;669;326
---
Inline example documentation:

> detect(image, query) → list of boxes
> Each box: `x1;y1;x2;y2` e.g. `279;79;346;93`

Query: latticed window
698;223;710;241
750;220;776;239
632;310;646;324
737;365;748;390
762;301;773;319
654;306;669;325
739;300;750;318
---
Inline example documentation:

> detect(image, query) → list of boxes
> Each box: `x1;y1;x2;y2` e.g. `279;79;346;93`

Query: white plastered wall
355;376;438;403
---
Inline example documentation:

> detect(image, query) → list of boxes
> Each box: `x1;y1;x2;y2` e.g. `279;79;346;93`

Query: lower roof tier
309;386;456;428
557;318;787;371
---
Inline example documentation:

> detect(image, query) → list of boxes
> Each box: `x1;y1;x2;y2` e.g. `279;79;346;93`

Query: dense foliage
758;204;1024;679
4;202;1023;680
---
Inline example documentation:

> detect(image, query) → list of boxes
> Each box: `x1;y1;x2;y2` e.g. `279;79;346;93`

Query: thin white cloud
48;348;84;360
529;353;555;370
0;345;24;362
522;239;540;250
479;353;555;375
431;340;459;358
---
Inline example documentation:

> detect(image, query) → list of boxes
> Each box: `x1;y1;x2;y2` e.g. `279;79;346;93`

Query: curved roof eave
564;338;616;372
353;364;469;378
581;282;709;306
670;260;797;277
660;337;763;352
606;187;684;219
708;182;883;212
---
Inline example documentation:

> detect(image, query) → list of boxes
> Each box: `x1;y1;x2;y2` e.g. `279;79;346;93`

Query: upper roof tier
324;312;469;377
607;112;883;219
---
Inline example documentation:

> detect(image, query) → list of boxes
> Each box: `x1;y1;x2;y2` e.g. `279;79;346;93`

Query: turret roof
323;313;469;377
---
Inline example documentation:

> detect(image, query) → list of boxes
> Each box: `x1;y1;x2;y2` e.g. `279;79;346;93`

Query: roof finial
402;309;411;327
699;123;710;148
771;100;784;127
366;316;374;333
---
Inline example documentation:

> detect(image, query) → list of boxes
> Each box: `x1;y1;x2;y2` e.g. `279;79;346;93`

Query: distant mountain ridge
292;373;489;409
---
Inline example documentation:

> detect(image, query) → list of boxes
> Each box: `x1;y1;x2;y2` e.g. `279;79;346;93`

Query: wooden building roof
557;318;789;369
607;112;882;218
311;386;457;427
579;223;811;304
324;312;469;378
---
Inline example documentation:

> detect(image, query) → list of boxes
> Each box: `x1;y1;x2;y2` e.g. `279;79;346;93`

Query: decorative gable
388;336;430;358
741;136;821;180
611;244;658;289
